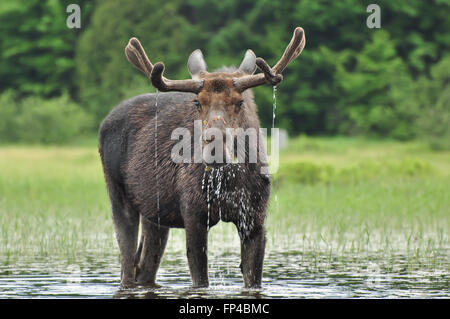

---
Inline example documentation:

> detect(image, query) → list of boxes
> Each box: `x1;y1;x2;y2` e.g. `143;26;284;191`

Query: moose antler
125;27;305;93
125;38;153;78
125;37;204;93
234;27;306;92
150;62;204;93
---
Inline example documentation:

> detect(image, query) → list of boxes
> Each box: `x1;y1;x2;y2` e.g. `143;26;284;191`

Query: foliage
75;0;199;120
0;0;449;143
274;158;433;185
0;91;93;144
415;56;450;150
0;0;93;97
319;31;418;139
74;0;450;139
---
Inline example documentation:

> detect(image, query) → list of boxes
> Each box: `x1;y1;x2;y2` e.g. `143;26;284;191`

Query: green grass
267;136;449;269
0;136;448;270
0;145;113;256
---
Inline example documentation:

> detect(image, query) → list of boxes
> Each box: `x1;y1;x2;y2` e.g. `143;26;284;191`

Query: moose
99;27;305;288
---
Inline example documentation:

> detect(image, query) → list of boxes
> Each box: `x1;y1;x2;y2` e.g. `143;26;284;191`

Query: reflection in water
0;245;448;298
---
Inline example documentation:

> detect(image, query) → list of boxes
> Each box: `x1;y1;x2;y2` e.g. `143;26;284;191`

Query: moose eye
193;100;202;110
235;100;244;110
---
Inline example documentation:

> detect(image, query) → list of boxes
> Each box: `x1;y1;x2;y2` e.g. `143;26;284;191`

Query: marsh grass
266;137;449;272
0;146;114;257
0;137;448;273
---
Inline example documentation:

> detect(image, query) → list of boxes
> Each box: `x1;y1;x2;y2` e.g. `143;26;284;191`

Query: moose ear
187;49;207;79
239;49;257;75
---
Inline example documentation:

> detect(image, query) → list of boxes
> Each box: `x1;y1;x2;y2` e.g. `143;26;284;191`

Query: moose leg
239;225;266;288
110;192;139;288
184;218;209;288
135;217;170;286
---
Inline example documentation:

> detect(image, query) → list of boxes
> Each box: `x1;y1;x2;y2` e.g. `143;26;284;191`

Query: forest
0;0;448;147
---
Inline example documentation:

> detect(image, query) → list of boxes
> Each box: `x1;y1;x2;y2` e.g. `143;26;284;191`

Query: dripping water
155;90;161;246
206;167;212;231
199;87;279;237
202;168;206;191
272;85;277;129
272;86;279;213
215;166;223;221
201;164;254;242
202;166;224;231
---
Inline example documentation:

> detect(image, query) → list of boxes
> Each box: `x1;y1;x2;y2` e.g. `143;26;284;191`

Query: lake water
1;228;448;298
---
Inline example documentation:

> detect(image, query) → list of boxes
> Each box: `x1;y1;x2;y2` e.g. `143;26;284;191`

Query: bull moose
99;27;305;288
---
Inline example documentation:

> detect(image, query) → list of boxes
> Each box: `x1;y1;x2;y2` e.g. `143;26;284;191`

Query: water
272;85;279;214
272;85;277;129
155;90;160;231
0;230;448;298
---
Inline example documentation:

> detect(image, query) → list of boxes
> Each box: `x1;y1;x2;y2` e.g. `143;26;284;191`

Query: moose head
124;27;305;165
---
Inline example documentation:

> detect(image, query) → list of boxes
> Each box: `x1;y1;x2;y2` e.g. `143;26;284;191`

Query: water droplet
272;85;277;129
155;89;160;233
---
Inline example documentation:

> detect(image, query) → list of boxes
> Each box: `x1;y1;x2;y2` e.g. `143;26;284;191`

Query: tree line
0;0;448;147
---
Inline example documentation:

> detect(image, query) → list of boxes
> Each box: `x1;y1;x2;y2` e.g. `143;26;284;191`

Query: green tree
75;0;450;136
76;0;200;120
322;31;418;138
0;0;93;97
415;56;450;149
0;90;93;144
